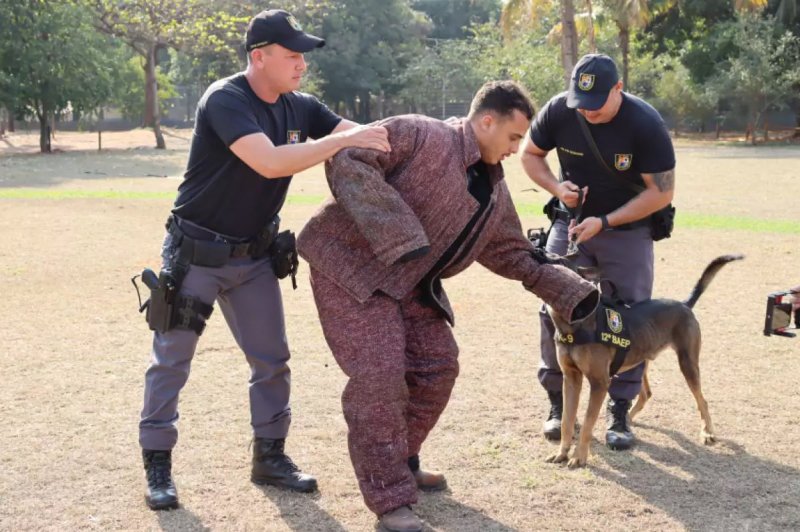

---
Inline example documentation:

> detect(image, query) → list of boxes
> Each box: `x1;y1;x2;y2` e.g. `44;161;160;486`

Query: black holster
135;267;214;335
249;216;281;259
145;270;177;333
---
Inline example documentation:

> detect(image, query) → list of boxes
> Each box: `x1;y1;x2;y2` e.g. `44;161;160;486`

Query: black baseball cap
566;54;620;111
245;9;325;53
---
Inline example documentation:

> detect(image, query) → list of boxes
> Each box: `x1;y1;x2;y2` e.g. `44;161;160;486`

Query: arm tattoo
652;169;675;192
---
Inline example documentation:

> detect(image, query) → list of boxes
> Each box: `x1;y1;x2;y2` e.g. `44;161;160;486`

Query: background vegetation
1;0;799;151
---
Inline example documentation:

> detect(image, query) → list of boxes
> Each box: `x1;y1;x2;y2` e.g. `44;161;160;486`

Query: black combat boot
143;450;179;510
542;390;563;441
606;398;635;450
251;438;318;493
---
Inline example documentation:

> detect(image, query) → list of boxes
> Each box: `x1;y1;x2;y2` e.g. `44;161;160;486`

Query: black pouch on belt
649;204;676;241
269;230;299;289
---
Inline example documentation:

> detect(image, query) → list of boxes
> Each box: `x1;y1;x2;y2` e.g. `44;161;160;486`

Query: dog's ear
576;266;602;282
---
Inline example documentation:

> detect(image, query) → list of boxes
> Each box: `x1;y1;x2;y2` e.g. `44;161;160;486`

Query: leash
566;188;584;256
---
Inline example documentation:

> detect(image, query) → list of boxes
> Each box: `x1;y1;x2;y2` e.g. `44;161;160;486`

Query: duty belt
166;215;278;267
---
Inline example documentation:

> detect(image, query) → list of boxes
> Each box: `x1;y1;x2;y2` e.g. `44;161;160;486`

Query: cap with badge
566;54;620;111
245;9;325;53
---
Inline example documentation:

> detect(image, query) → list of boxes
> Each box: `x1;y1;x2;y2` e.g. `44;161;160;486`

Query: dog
540;253;743;468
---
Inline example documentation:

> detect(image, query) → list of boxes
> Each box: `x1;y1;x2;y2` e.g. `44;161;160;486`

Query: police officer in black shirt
138;9;390;510
521;54;675;451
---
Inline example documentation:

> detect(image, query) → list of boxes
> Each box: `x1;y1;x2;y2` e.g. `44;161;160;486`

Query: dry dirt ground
1;129;799;531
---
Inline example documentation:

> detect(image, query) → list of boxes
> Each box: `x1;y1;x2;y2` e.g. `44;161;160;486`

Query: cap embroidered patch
578;73;595;91
286;15;302;31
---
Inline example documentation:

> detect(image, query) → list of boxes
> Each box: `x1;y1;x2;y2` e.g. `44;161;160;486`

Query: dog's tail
684;254;744;309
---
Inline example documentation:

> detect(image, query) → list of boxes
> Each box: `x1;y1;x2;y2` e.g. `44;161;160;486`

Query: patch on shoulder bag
287;130;301;144
614;153;632;171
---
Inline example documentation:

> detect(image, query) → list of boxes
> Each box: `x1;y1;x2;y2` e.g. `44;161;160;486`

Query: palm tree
775;0;798;24
601;0;650;88
733;0;769;11
500;0;582;86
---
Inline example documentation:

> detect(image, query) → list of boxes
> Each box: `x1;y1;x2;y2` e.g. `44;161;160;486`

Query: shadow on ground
157;505;211;531
416;491;519;531
595;422;800;530
257;485;349;532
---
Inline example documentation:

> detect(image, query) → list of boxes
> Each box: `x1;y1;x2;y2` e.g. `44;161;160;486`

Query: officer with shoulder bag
133;9;390;511
520;53;676;451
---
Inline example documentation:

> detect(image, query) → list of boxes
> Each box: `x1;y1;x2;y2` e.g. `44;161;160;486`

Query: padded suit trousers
310;267;459;516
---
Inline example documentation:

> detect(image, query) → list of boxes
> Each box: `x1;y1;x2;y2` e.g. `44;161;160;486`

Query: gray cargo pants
139;232;291;450
538;219;653;400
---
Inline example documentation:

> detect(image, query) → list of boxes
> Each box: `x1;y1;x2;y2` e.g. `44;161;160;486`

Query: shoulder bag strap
575;111;644;195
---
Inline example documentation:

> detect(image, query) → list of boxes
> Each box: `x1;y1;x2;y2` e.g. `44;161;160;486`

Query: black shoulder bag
575;112;675;241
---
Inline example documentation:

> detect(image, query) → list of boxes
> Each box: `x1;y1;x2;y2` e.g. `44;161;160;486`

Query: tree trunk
362;91;371;122
751;109;761;146
38;110;52;153
793;100;800;138
144;46;156;128
560;0;579;88
586;0;596;53
619;25;630;88
145;44;166;149
8;111;15;133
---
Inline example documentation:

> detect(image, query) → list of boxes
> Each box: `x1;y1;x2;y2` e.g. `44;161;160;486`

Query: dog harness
555;298;633;376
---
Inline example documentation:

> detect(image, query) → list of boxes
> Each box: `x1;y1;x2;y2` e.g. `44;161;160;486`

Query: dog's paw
545;452;568;464
567;457;587;468
701;431;716;445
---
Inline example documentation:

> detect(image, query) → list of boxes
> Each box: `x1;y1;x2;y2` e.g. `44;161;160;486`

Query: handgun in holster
131;267;213;335
131;268;177;333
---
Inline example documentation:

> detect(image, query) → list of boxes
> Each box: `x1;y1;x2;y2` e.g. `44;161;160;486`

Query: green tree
88;0;246;148
112;55;178;124
311;0;429;121
707;13;800;143
411;0;501;39
644;54;716;134
501;0;580;85
88;0;202;149
599;0;650;87
0;0;120;152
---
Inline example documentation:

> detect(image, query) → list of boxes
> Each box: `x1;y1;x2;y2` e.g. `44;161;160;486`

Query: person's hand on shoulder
336;124;391;152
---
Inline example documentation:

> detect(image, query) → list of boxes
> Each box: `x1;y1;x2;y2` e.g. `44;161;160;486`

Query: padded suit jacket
297;115;597;324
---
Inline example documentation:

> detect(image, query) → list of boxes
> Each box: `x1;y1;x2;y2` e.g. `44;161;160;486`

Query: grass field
0;129;799;531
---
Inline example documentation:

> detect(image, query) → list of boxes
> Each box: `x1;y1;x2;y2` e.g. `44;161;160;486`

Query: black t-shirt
172;73;342;238
529;91;675;218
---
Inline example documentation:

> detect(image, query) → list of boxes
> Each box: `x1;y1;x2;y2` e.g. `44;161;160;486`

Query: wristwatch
600;215;610;231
